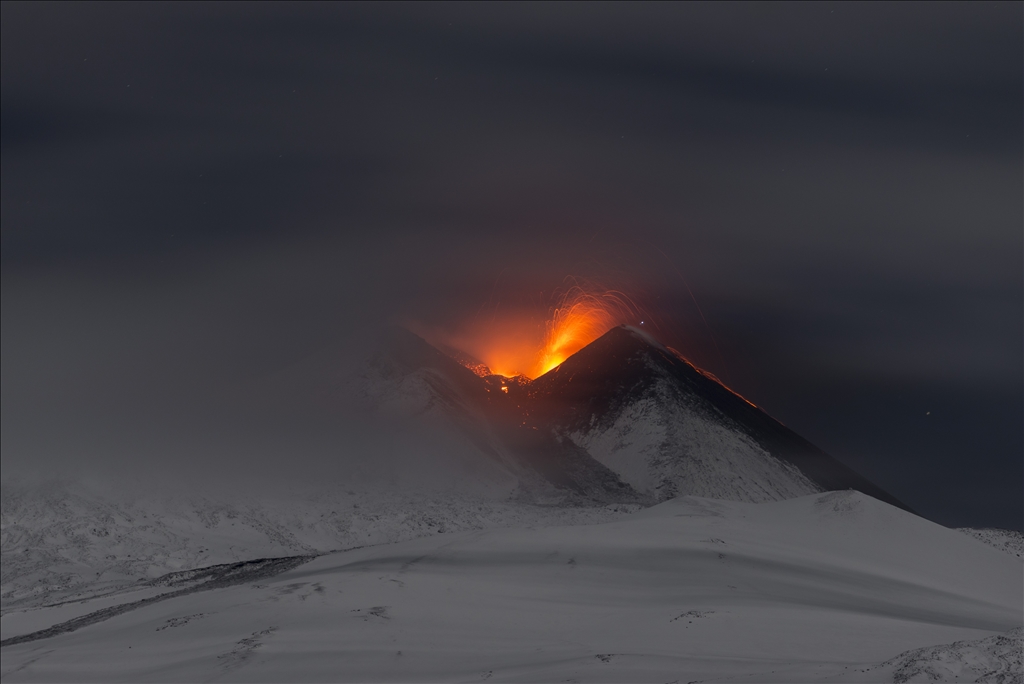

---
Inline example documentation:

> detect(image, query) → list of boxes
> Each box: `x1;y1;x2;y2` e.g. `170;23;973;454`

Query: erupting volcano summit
371;324;910;510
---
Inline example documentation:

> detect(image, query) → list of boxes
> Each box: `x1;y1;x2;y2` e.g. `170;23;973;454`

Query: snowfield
2;490;1020;683
1;480;638;614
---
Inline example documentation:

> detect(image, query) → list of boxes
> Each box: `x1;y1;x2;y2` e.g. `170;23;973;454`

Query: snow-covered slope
528;326;906;508
359;327;645;504
0;480;638;614
2;491;1019;683
353;327;523;496
957;527;1024;560
874;627;1021;684
561;384;819;502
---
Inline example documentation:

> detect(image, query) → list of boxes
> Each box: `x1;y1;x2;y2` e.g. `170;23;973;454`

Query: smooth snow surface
2;491;1020;683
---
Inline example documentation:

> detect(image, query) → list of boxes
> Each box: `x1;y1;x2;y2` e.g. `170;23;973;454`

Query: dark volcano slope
527;326;910;512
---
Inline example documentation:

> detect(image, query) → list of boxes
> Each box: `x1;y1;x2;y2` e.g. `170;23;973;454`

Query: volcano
371;325;908;511
10;329;1020;684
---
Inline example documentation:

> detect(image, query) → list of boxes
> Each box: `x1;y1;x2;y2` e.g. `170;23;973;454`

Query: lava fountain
533;287;639;378
432;284;643;380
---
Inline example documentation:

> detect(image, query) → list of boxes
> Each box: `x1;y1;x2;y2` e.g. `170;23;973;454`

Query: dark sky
2;2;1021;529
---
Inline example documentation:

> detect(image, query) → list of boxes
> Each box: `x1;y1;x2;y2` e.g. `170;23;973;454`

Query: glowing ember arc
433;282;764;412
533;288;639;378
427;283;644;381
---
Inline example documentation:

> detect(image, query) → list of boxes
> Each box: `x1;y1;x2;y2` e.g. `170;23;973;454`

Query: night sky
2;3;1021;530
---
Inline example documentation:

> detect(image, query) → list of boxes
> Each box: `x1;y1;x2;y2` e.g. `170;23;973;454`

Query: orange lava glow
417;280;761;408
435;285;640;380
532;287;636;377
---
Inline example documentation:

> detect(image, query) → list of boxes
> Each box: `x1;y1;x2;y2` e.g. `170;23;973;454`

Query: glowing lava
533;288;637;377
422;281;760;409
444;285;640;380
417;282;644;380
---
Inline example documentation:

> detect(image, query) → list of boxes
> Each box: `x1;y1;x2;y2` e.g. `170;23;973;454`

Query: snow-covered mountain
526;326;908;507
380;324;906;508
2;491;1019;682
0;324;913;615
2;325;1019;683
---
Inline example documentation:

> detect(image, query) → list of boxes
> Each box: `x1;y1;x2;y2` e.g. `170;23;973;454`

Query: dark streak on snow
217;626;277;669
0;555;314;648
671;610;714;623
